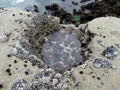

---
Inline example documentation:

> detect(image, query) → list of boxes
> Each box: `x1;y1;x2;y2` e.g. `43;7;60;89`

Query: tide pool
0;0;95;13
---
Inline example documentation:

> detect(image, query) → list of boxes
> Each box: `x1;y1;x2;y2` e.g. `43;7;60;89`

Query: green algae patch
71;15;81;23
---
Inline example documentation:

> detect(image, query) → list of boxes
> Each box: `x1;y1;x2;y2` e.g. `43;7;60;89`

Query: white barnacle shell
0;35;9;43
0;32;11;43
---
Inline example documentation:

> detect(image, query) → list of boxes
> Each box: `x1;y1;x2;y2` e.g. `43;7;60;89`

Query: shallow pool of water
0;0;95;13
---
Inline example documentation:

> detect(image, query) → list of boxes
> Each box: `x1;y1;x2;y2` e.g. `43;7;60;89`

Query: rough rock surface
1;7;120;90
0;8;39;90
30;68;68;90
71;17;120;90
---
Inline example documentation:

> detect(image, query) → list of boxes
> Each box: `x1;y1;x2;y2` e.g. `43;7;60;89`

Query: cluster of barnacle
30;68;68;90
12;79;28;90
102;46;119;60
94;59;112;68
11;68;68;90
42;29;83;72
11;35;45;68
12;14;60;68
75;25;94;61
94;46;119;69
24;14;60;59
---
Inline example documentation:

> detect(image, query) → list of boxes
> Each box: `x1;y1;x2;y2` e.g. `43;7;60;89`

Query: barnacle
94;59;112;68
0;32;11;43
11;14;60;68
12;79;28;90
42;30;83;71
30;68;68;90
102;46;119;60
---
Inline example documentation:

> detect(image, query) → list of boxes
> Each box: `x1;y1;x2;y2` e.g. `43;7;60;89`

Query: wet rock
12;79;28;90
72;1;78;6
102;46;119;60
33;5;39;12
94;59;112;68
42;30;83;71
80;0;120;23
25;5;34;12
80;0;91;3
51;8;72;24
45;3;59;11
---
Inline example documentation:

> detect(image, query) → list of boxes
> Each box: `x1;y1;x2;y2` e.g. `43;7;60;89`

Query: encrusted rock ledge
0;7;120;90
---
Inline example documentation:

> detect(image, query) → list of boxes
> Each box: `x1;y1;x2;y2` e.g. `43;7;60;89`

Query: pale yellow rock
1;7;120;90
0;8;39;90
71;17;120;90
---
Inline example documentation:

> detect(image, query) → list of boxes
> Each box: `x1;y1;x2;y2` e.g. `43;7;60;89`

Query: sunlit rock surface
1;7;120;90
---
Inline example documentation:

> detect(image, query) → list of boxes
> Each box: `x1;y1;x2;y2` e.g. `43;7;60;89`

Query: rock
33;5;39;12
11;38;45;68
45;3;59;11
1;7;120;90
80;0;120;23
0;8;39;90
70;17;120;90
80;0;91;3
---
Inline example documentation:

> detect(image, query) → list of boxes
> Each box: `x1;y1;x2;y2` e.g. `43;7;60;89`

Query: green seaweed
71;15;81;23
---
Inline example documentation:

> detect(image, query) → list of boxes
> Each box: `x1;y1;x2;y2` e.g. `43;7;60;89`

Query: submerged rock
42;30;83;71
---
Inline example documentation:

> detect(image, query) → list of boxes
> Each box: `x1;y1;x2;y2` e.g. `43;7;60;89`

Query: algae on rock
24;14;60;59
